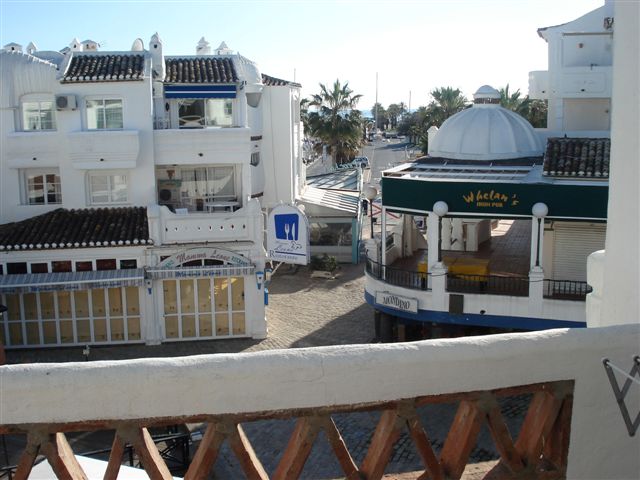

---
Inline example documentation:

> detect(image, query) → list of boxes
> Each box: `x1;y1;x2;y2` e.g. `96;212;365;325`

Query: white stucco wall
1;324;638;478
596;0;640;327
0;53;156;224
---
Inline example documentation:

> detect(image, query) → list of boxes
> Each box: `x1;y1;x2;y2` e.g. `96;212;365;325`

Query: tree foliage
304;79;364;164
499;84;547;128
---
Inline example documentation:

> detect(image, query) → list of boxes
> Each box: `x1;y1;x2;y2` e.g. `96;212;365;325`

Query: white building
0;36;304;348
364;2;614;340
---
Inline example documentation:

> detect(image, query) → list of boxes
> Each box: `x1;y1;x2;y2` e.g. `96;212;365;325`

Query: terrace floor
392;219;532;277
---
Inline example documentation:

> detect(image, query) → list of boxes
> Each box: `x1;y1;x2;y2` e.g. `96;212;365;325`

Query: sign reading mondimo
266;205;310;265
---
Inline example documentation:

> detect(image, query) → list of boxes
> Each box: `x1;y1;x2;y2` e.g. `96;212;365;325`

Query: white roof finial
215;41;233;55
196;37;211;55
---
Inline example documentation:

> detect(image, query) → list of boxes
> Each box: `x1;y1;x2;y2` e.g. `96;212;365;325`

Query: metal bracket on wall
602;355;640;436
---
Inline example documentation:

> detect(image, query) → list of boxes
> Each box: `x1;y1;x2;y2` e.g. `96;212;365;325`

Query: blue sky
1;0;603;109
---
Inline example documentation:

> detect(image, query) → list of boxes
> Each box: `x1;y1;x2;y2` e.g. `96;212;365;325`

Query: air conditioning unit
55;94;77;110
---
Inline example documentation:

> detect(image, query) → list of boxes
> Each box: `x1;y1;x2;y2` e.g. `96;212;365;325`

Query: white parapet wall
1;324;638;478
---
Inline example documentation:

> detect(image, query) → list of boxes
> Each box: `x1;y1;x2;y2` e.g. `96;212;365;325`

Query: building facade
364;2;614;340
0;36;304;348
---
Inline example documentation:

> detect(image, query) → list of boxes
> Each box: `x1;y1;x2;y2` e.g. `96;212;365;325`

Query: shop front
148;246;262;341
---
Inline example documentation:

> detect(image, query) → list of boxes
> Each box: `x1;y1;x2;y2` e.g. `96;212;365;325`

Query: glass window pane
231;277;244;310
108;288;123;316
76;261;93;272
110;317;124;341
214;278;228;310
120;259;137;270
40;293;55;319
198;315;212;337
23;293;38;319
52;261;72;273
232;312;245;335
77;319;91;342
104;100;123;129
92;289;106;317
40;102;55;130
26;322;40;345
75;291;90;317
7;263;27;275
127;317;141;340
111;175;128;202
182;315;196;338
126;287;140;315
86;99;101;129
60;320;74;343
180;280;195;313
30;263;48;273
43;321;57;344
165;316;179;338
179;99;205;128
6;294;21;320
57;291;72;319
23;102;40;130
163;280;177;314
96;259;117;271
197;279;211;313
215;313;229;336
94;318;107;341
9;322;23;345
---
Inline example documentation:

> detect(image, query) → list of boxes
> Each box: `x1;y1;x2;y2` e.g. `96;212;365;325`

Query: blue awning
164;84;237;99
0;269;146;293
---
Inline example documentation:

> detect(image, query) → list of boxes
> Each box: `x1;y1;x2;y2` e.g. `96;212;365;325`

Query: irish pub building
366;2;616;340
0;35;304;348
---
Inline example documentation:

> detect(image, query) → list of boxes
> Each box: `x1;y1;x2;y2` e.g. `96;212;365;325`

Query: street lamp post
364;185;378;239
532;203;549;268
433;201;449;264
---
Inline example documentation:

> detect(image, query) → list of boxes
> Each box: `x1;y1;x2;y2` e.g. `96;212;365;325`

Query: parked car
353;156;369;168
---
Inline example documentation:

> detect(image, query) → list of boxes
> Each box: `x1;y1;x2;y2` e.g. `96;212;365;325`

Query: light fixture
532;202;548;267
363;185;378;239
433;201;449;263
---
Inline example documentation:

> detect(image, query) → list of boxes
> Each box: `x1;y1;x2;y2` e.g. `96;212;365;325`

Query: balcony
67;130;140;169
1;324;637;478
560;66;612;97
4;131;61;168
154;126;251;166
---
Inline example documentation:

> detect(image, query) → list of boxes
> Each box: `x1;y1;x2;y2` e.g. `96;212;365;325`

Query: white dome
428;89;543;161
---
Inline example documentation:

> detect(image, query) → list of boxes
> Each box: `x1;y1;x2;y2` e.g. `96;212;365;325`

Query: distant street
362;139;415;187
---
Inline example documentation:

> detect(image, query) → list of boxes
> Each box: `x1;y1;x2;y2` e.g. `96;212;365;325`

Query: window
86;98;123;129
22;101;55;131
23;169;62;205
88;173;128;205
250;152;261;167
178;99;233;128
180;166;236;200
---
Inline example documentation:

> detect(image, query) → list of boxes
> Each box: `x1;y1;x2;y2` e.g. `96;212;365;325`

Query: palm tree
426;87;468;127
499;84;547;128
306;80;364;165
499;84;531;117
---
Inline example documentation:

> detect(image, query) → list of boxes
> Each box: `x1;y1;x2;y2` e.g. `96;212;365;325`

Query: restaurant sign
266;204;310;265
375;291;418;314
158;247;252;268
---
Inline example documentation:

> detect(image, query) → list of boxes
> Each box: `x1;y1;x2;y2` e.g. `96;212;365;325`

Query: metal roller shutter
552;222;606;281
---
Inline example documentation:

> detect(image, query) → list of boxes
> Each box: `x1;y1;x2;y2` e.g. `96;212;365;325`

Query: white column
426;212;440;269
451;218;464;251
441;218;452;250
381;206;387;272
143;280;163;345
529;217;544;272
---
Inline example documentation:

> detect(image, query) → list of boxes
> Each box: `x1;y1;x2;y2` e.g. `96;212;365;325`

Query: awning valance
146;265;255;280
164;84;236;99
0;269;146;294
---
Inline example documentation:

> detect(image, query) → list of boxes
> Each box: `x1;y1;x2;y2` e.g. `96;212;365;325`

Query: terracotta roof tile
0;207;150;251
543;137;610;178
164;57;237;83
62;54;145;82
262;73;301;88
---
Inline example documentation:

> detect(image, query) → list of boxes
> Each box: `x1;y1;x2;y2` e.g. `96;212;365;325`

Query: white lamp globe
532;202;549;218
433;201;449;217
